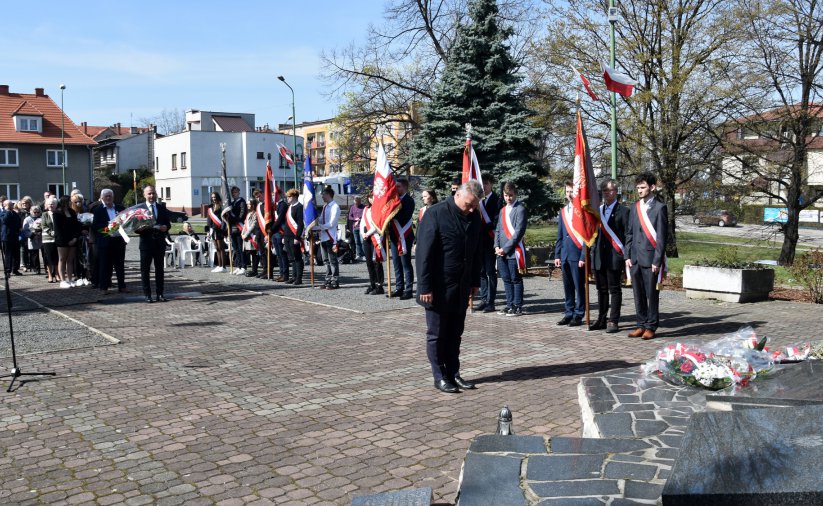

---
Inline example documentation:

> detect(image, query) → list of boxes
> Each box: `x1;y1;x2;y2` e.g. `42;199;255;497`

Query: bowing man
138;185;171;303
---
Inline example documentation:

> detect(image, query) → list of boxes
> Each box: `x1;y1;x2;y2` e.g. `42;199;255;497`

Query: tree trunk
779;207;799;266
662;187;679;258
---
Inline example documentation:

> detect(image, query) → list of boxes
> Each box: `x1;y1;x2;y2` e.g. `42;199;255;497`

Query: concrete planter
683;265;775;303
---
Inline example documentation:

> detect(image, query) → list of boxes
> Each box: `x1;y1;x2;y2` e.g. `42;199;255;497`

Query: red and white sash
363;207;384;262
239;219;258;250
501;205;527;272
561;206;584;249
637;200;667;285
286;203;304;252
207;207;223;229
255;204;266;239
418;207;426;223
600;206;624;256
392;217;413;256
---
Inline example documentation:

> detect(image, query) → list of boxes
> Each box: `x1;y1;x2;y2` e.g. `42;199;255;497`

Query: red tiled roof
0;88;96;145
212;115;252;132
83;125;111;140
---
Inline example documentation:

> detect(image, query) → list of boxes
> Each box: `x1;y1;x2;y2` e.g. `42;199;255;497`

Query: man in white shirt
315;186;341;289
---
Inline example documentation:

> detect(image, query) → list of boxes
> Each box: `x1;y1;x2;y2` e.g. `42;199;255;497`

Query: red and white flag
277;143;294;166
602;63;638;98
461;136;492;229
370;142;401;236
260;159;274;239
571;110;601;246
570;65;599;101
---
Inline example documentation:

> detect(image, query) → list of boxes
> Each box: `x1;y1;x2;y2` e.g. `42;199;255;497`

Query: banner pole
309;236;315;288
385;235;392;298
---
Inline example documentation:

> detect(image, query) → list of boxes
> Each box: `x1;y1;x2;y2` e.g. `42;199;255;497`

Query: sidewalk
0;257;817;505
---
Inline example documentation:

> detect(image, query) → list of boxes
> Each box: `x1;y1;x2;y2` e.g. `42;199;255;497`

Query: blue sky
2;1;381;129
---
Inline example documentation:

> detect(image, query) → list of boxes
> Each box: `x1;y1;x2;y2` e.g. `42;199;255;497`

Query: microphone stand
0;244;55;392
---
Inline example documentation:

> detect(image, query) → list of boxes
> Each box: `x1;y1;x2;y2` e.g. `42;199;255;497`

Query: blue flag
301;155;317;236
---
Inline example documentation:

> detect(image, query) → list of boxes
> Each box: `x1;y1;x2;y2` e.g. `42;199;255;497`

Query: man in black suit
138;185;171;303
590;179;629;333
282;189;304;285
389;178;415;300
624;172;668;340
226;186;248;275
269;194;290;281
476;174;501;313
0;200;22;276
92;189;127;294
416;180;484;394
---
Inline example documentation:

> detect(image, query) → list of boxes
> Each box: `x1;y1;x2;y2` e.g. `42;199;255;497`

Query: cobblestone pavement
0;254;818;505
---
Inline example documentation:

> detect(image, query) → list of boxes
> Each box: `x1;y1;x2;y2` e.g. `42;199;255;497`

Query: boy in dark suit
555;181;586;326
138;185;171;303
591;179;630;332
624;172;667;339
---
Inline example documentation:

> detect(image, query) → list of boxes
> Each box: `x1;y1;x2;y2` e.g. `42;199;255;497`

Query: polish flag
277;143;294;165
370;142;401;236
570;65;599;101
602;63;638;98
571;110;601;246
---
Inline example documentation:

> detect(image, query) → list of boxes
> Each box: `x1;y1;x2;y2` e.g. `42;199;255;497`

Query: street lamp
277;75;299;189
59;84;66;196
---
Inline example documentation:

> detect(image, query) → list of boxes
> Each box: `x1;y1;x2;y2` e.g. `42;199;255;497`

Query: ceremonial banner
277;143;294;166
461;136;492;229
301;155;317;235
370;142;401;236
571;110;601;247
261;159;274;239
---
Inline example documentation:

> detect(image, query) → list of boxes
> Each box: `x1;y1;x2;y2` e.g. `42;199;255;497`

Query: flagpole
220;144;234;273
609;0;618;180
385;235;392;298
309;236;315;288
584;249;591;328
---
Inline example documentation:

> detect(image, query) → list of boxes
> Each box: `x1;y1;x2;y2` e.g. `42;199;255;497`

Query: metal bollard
496;405;513;435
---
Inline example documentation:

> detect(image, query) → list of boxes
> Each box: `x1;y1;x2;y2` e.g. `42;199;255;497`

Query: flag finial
465;122;472;140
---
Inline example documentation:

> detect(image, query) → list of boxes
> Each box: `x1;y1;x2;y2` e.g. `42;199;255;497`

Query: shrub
693;246;767;270
789;249;823;304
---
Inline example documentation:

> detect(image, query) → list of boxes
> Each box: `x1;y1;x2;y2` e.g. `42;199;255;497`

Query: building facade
0;85;96;201
154;110;303;215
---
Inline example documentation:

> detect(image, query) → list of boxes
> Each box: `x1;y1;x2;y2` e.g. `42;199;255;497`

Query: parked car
675;204;695;216
167;210;189;223
694;210;737;227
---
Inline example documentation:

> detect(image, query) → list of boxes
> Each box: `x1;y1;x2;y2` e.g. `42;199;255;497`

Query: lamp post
59;84;66;196
277;75;299;189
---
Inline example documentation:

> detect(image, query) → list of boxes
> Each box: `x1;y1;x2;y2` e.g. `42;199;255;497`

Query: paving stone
527;455;605;481
593;413;634;437
458;454;525;506
537;499;606;505
469;435;547;455
633;419;669;437
603;461;658;481
624;480;665;500
549;437;652;454
350;486;432;506
529;480;620;498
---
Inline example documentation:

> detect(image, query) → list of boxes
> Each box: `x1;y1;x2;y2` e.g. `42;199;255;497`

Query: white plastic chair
175;235;199;268
164;237;176;267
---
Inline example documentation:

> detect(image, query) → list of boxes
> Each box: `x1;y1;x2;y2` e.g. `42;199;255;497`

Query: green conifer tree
410;0;549;213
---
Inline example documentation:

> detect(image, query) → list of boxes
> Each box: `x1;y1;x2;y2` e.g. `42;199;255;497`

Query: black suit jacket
138;202;171;252
624;198;667;268
592;202;629;271
270;199;288;235
282;203;304;239
92;204;125;247
481;191;500;246
415;198;483;313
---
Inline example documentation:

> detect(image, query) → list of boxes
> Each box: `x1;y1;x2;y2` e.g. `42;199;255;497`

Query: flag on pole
300;155;317;235
277;143;294;166
461;135;492;231
220;144;231;215
571;110;601;246
602;63;638;98
261;158;274;239
370;142;401;236
570;65;599;101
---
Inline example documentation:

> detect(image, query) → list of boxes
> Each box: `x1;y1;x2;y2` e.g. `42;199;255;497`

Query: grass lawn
523;223;797;285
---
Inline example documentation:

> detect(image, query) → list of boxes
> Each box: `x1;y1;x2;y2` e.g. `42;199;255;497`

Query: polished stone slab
706;361;823;410
469;435;547;454
458;453;526;506
350;487;431;506
663;405;823;505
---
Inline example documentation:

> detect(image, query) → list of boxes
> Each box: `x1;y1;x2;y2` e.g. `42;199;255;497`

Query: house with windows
82;122;158;176
153;109;303;215
721;104;823;206
0;84;96;201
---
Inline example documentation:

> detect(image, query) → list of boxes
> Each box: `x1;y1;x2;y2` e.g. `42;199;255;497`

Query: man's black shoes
569;318;583;327
589;318;606;331
371;286;384;295
557;316;572;325
156;295;168;302
399;292;413;300
145;297;154;303
453;375;476;389
482;306;496;313
434;379;460;393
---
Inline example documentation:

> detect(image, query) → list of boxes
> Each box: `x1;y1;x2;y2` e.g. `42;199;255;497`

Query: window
16;116;41;132
47;183;67;198
256;151;265;159
329;148;340;161
165;187;171;200
155;157;159;173
47;150;66;167
0;148;18;166
171;153;177;170
181;152;187;169
0;184;19;200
